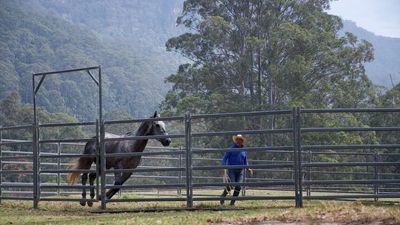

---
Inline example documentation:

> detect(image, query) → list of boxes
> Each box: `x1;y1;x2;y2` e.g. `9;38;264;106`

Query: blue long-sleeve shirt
222;144;248;167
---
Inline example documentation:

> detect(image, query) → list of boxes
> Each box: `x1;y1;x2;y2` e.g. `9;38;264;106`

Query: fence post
95;120;100;201
100;121;106;210
306;150;311;197
177;146;182;196
0;128;2;203
185;113;193;208
374;151;379;201
57;142;61;196
33;124;40;208
293;107;303;208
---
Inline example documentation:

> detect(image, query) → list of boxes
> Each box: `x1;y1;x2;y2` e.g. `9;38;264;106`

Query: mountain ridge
342;20;400;88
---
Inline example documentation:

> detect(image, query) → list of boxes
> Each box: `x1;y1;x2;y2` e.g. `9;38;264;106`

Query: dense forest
1;0;400;122
0;0;184;121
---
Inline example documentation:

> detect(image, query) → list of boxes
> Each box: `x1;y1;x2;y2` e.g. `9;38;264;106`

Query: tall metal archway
31;66;102;208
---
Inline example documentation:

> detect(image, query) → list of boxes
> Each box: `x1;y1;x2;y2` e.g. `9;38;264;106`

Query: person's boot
230;186;241;206
220;186;231;205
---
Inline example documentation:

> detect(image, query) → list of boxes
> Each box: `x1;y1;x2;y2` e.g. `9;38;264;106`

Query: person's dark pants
220;169;243;205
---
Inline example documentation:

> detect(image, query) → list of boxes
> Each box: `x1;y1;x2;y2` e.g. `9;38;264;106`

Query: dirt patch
212;221;387;225
255;222;385;225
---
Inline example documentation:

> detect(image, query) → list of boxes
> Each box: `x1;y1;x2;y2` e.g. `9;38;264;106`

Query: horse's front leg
106;172;132;200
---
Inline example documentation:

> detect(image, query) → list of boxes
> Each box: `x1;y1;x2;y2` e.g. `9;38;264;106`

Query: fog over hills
1;0;399;121
342;20;400;88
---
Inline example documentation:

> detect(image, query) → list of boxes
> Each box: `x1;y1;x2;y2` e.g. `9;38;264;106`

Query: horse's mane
125;120;151;136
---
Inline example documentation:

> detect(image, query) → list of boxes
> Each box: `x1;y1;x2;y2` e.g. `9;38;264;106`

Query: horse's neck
131;139;148;152
129;122;150;152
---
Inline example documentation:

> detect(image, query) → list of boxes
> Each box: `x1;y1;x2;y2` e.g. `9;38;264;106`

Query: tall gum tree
161;0;377;115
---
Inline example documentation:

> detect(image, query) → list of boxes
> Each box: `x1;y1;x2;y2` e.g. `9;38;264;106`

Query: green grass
1;190;399;225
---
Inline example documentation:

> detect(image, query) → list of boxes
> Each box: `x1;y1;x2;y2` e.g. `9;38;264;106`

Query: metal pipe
303;144;400;150
32;74;39;209
39;138;94;144
301;108;400;113
303;162;400;167
104;116;184;125
39;121;96;127
177;146;182;196
296;107;303;207
103;134;184;142
57;142;61;196
33;66;99;76
191;110;292;119
100;121;106;210
192;128;292;137
0;128;2;203
0;125;33;131
301;127;400;132
303;179;400;185
304;193;400;200
185;113;193;208
292;107;301;208
96;120;100;201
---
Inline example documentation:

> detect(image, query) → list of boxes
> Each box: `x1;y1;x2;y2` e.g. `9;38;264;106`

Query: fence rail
1;108;400;210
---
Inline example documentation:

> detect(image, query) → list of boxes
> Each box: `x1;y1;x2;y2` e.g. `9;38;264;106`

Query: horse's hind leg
80;173;88;206
87;172;97;207
106;172;132;199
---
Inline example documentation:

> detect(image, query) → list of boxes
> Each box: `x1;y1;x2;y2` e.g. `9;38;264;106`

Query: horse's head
148;111;171;146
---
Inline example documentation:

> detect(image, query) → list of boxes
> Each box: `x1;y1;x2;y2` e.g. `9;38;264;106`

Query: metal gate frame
32;66;102;208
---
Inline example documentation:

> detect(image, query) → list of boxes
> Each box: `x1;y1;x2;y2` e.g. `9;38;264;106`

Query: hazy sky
327;0;400;38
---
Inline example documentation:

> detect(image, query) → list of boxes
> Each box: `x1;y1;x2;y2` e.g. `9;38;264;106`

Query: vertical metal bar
32;75;39;208
57;142;61;196
37;123;41;204
0;128;2;203
374;151;379;201
293;107;303;208
98;67;103;140
100;121;106;210
306;150;311;197
242;169;246;196
292;108;299;207
185;113;193;208
177;146;182;196
296;107;303;207
98;66;106;210
95;120;100;200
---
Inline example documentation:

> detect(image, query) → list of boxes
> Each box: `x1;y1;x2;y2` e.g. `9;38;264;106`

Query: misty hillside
0;0;183;121
1;0;400;123
343;20;400;88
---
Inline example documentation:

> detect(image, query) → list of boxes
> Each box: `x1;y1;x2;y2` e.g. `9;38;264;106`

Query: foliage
0;0;184;121
162;0;377;116
159;0;400;180
0;92;86;183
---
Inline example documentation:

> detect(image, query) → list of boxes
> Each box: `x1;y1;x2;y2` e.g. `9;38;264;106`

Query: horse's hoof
87;201;93;207
80;201;86;206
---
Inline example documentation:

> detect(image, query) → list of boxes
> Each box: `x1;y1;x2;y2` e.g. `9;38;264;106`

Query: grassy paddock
1;190;399;225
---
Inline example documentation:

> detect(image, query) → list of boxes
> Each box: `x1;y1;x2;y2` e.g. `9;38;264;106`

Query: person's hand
247;168;253;177
223;169;229;183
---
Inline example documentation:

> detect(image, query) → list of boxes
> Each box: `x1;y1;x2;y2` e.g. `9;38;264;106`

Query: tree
162;0;376;115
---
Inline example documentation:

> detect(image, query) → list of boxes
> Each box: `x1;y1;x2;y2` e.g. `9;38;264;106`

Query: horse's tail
67;142;95;185
66;158;85;185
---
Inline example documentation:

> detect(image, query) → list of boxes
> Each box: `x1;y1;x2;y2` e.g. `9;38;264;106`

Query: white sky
327;0;400;38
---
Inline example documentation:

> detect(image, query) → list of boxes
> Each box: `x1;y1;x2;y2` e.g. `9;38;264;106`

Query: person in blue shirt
220;134;253;205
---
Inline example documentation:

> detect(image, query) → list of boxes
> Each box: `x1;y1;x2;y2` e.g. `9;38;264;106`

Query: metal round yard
0;66;399;211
